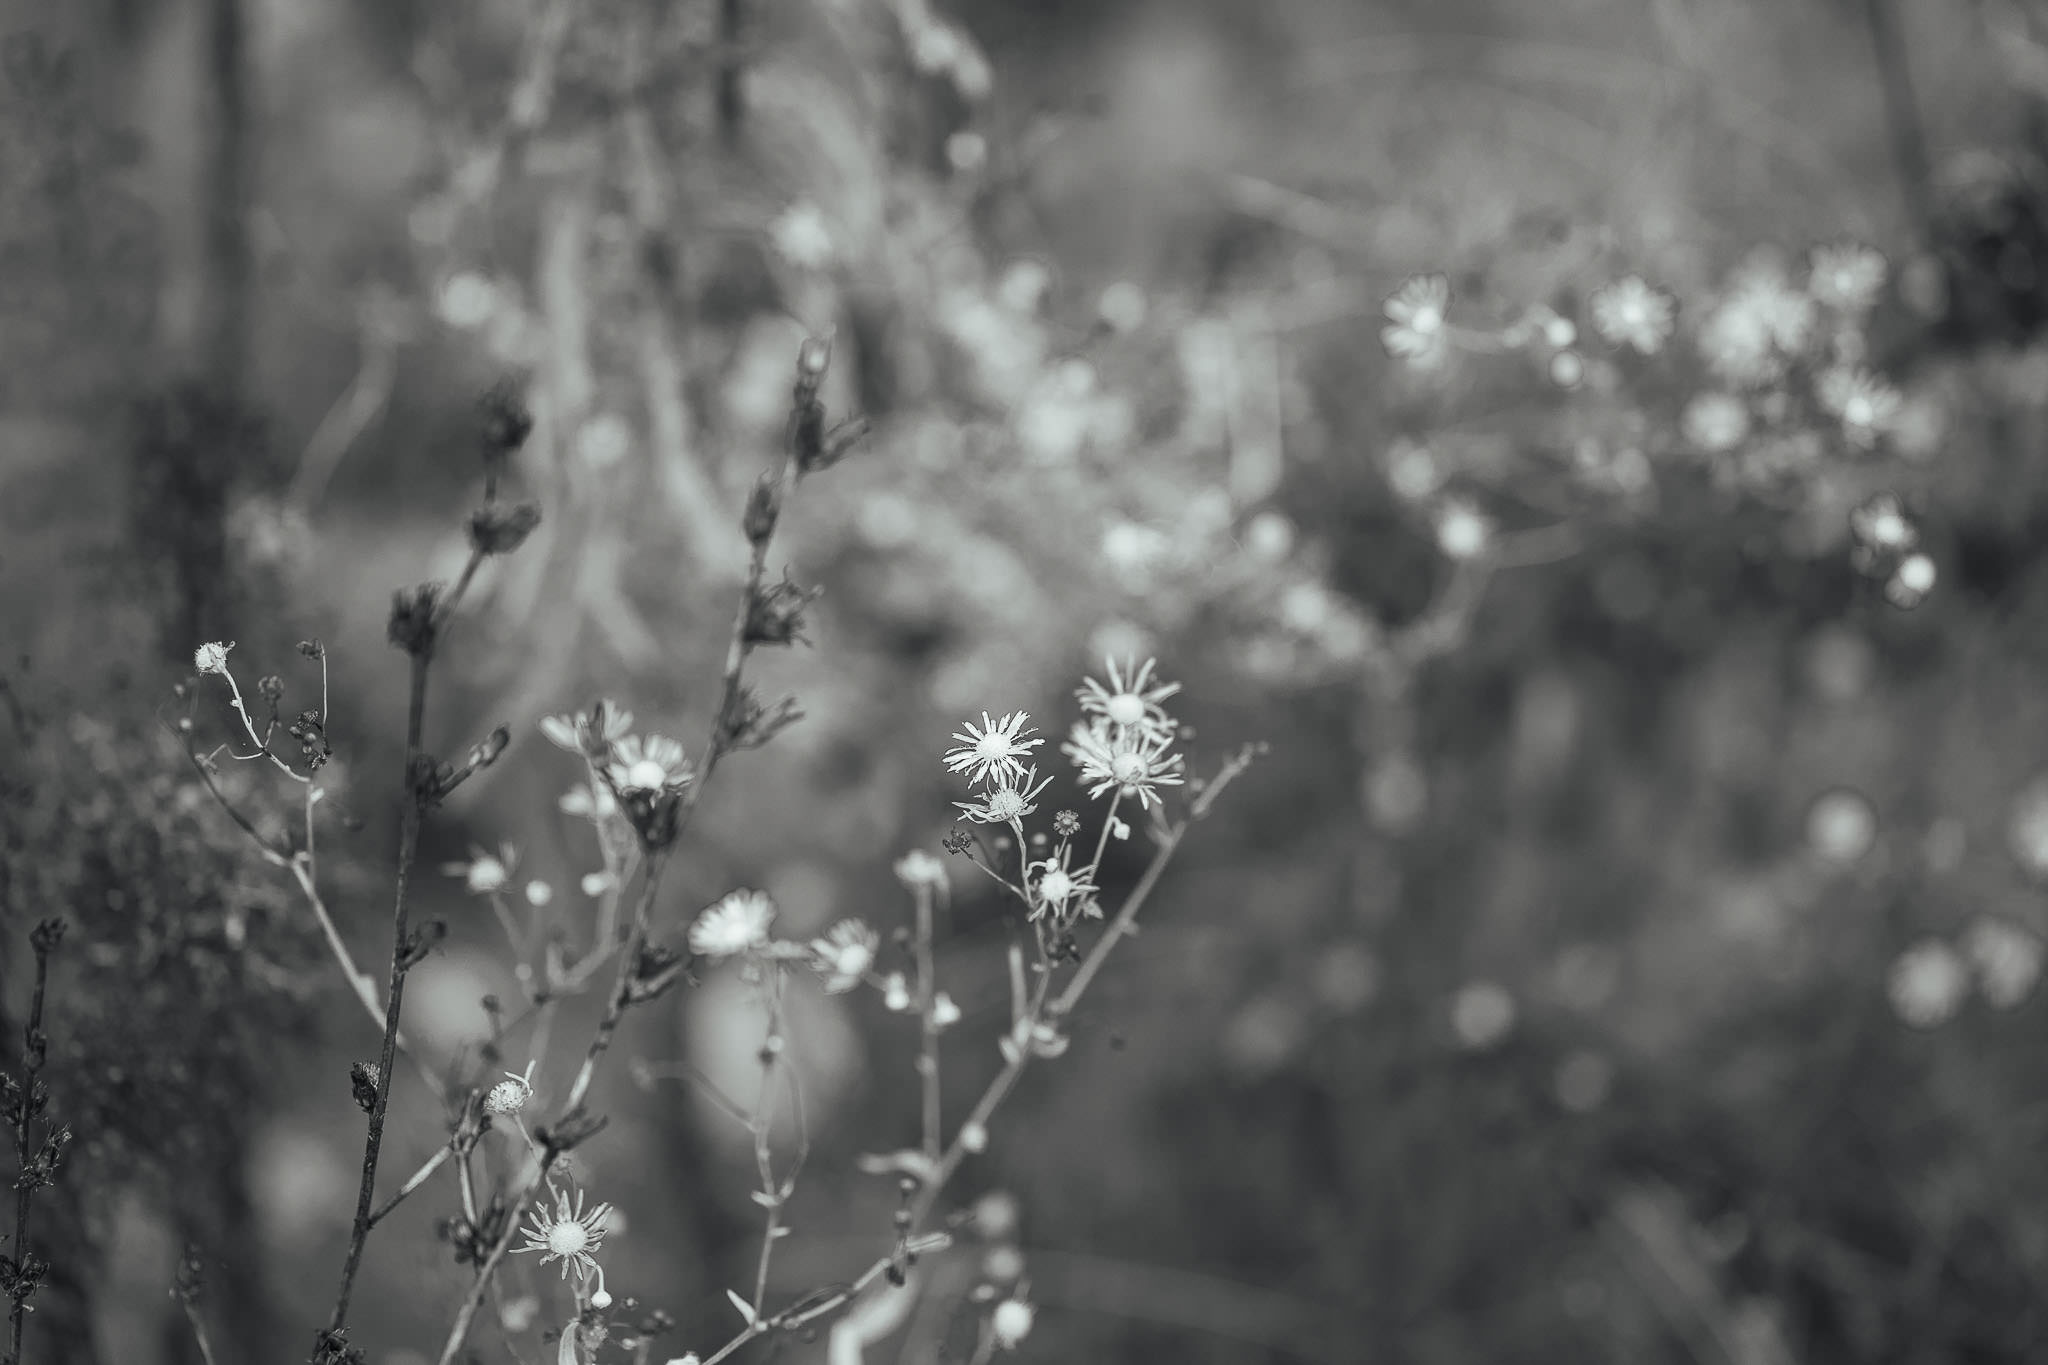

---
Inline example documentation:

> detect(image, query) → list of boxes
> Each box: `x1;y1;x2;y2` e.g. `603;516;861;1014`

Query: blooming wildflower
1817;367;1902;446
1727;257;1817;351
193;641;234;675
484;1060;537;1116
444;843;517;895
512;1183;614;1283
945;711;1043;788
1682;392;1751;453
1964;916;2045;1010
1888;939;1969;1028
1063;722;1185;810
540;700;635;756
1075;657;1181;740
991;1297;1035;1349
1808;241;1887;312
1434;498;1493;561
955;767;1055;824
606;734;693;796
689;890;777;959
1697;300;1782;387
812;919;879;993
894;849;949;892
1381;273;1451;368
1028;846;1099;921
1589;275;1676;354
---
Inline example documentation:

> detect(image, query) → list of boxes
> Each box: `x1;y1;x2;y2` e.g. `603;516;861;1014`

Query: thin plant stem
913;882;942;1162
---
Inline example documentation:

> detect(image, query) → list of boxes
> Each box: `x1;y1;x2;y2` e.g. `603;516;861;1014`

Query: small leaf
727;1288;757;1325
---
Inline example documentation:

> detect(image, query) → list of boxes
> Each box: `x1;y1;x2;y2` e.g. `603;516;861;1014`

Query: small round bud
798;336;831;378
591;1289;613;1310
960;1121;988;1154
991;1297;1034;1348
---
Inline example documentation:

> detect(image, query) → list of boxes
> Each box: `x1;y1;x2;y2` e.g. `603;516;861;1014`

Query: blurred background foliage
11;0;2048;1362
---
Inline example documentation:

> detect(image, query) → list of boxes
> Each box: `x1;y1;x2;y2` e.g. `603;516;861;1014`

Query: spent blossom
955;767;1054;825
1028;845;1099;921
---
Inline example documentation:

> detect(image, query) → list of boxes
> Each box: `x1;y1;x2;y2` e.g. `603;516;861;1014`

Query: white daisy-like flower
540;700;635;756
1681;392;1752;453
991;1296;1035;1349
1849;492;1918;554
1887;938;1970;1029
812;919;879;993
606;734;694;795
1434;497;1494;561
1726;257;1816;351
1808;241;1887;313
955;767;1055;825
945;711;1044;788
1381;273;1452;368
1062;721;1185;810
1027;846;1099;921
1588;275;1676;354
512;1183;613;1285
689;890;777;959
1075;657;1181;741
1817;367;1902;446
769;200;836;270
193;641;234;676
443;842;517;895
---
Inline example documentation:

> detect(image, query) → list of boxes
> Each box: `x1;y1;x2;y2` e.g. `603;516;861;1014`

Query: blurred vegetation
12;0;2048;1363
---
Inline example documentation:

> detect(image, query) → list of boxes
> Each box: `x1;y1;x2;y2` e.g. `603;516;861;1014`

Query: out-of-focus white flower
1589;275;1676;354
689;890;777;959
575;413;634;471
1381;273;1451;368
1434;497;1494;561
1817;367;1902;446
882;972;911;1012
1075;657;1181;741
1682;392;1751;452
1549;350;1585;389
945;711;1043;788
444;842;517;895
1885;553;1937;608
997;258;1052;314
1850;492;1918;553
933;992;962;1027
525;880;553;907
437;270;498;329
991;1296;1035;1349
946;130;987;173
769;200;836;270
1098;280;1148;334
894;850;948;893
1806;788;1877;863
1888;938;1970;1028
2008;776;2048;878
541;700;635;756
1963;916;2045;1010
1387;440;1442;501
1808;241;1887;312
812;920;879;993
1450;981;1516;1049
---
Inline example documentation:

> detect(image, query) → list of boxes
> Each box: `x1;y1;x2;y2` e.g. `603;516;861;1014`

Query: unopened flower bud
468;501;543;556
743;472;781;545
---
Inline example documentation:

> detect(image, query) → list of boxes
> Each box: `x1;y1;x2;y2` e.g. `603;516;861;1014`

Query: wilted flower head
484;1061;537;1116
1381;273;1451;368
1075;657;1180;741
1063;721;1185;810
812;919;879;993
945;711;1044;788
1588;275;1676;354
955;767;1055;825
1028;846;1099;921
193;641;234;676
689;890;777;959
